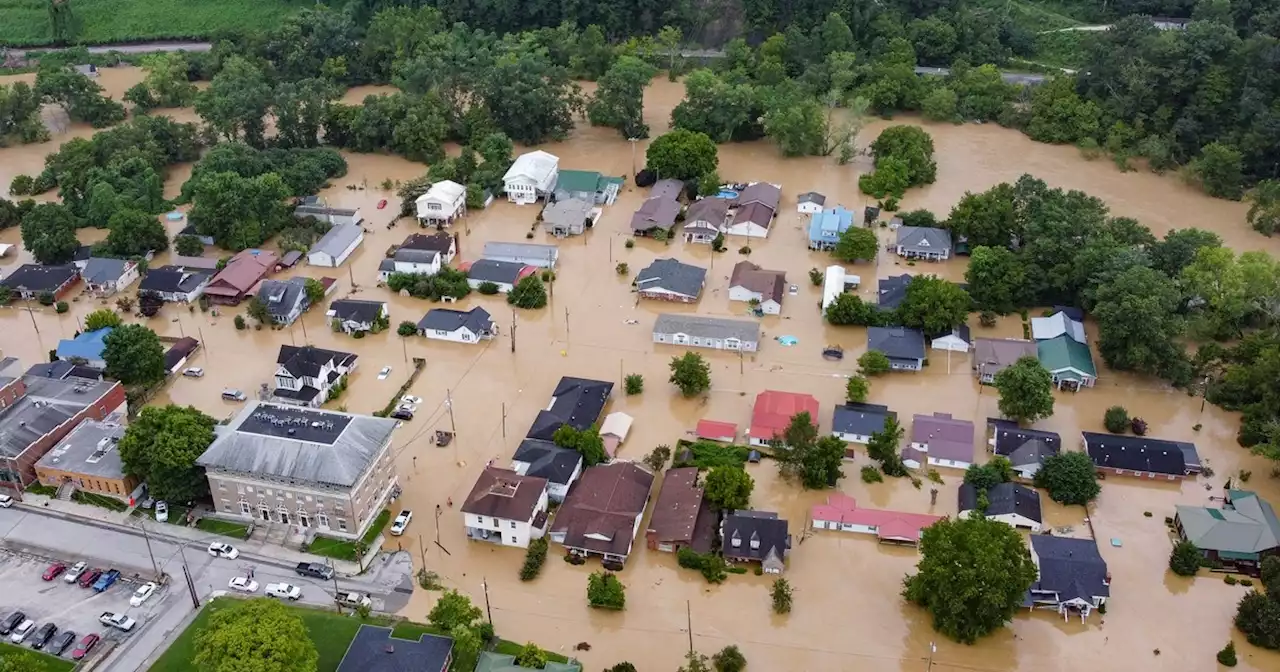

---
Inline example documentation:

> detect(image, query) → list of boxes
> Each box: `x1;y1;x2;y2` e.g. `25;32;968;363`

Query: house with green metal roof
553;169;624;205
1036;334;1097;390
475;651;581;672
1175;489;1280;574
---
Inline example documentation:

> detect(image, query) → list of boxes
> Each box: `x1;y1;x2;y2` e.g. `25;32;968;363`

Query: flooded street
2;68;1279;671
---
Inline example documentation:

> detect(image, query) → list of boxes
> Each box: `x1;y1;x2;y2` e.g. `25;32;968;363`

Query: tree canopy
896;275;971;336
1033;451;1101;506
588;56;657;139
703;466;754;510
669;351;712;397
646;129;718;181
772;412;845;488
193;598;318;672
103;324;167;387
428;590;483;632
993;356;1055;425
119;405;217;502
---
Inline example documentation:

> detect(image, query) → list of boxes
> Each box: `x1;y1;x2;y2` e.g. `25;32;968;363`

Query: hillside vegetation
0;0;308;47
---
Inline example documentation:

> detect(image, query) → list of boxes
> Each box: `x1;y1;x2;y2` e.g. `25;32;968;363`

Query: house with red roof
203;249;278;305
695;420;737;443
748;390;819;448
810;493;942;546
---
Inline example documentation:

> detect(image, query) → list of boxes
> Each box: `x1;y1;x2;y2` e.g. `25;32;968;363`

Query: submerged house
810;493;941;546
807;207;855;251
894;226;951;261
958;482;1043;531
902;412;975;470
722;510;790;574
502;150;559;204
1082;432;1199;480
461;466;549;549
866;326;926;371
1037;335;1097;389
1026;535;1110;622
552;169;623;205
542;198;597;237
652;314;760;352
973;338;1038;384
987;419;1061;480
1174;489;1280;575
683;198;730;244
550;462;654;565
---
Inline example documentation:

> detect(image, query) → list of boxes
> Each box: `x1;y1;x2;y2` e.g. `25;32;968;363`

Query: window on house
337;519;347;531
218;482;226;490
510;521;516;529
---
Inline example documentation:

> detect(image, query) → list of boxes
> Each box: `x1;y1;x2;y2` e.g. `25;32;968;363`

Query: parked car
390;510;412;536
8;619;34;643
72;633;100;660
0;611;25;636
99;612;135;631
265;583;301;600
221;388;246;402
228;577;259;593
336;592;372;609
294;562;333;580
92;569;120;592
130;582;158;607
401;395;422;405
63;561;87;583
49;630;76;655
30;622;57;650
377;199;388;209
182;367;204;377
78;569;102;588
42;562;67;581
154;501;168;522
377;366;392;380
208;542;239;559
391;408;414;421
0;493;13;508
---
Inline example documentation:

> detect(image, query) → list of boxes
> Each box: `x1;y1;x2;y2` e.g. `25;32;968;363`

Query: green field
306;508;391;562
0;641;76;672
0;0;308;47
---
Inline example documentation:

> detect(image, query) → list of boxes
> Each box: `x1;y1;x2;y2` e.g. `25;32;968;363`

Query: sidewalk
14;496;362;575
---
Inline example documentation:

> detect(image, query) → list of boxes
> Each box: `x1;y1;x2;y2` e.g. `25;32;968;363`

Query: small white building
652;313;760;352
326;300;389;335
462;467;549;549
415;180;467;224
930;324;972;353
821;265;860;313
728;261;785;315
378;249;442;282
417;307;495;344
502;150;559;204
295;203;362;228
958;483;1043;532
796;191;826;214
307;222;364;267
81;258;140;296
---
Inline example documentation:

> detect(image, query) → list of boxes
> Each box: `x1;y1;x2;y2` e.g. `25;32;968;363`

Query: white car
207;542;239;559
154;501;168;523
401;395;422;405
265;583;301;600
130;582;158;607
378;366;392;380
390;510;413;536
336;592;372;609
8;619;33;643
64;562;87;583
0;493;13;508
228;577;259;593
183;367;204;377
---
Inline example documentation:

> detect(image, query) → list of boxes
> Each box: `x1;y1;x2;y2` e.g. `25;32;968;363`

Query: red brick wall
5;381;126;488
0;379;26;409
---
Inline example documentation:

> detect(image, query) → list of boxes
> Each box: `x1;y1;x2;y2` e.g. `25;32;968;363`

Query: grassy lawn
0;0;309;47
494;639;572;664
306;509;391;562
194;517;250;539
0;641;76;671
72;490;129;511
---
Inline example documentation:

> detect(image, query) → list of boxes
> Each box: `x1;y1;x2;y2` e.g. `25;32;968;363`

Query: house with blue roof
808;207;855;251
55;327;114;368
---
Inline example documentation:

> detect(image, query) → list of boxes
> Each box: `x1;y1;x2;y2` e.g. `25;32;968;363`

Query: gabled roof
988;419;1062;466
1;264;78;292
1176;490;1280;555
731;201;774;229
751;390;819;440
206;249;277;295
798;191;826;205
526;377;613;441
650;179;685;201
416;179;466;204
1029;536;1110;602
56;328;113;361
168;255;219;270
731;183;781;211
462;259;536;285
511;439;582;486
417;307;493;334
695;420;737;440
311;223;363;259
255;277;307;318
685;197;729;225
276;345;356;379
504;150;558;183
652;313;760;344
635;258;706;298
138;266;213;294
722;509;789;562
392;248;440;265
81;258;132;286
867;326;926;361
481;241;558;266
630;196;682;232
555;169;617;194
543;198;594;229
400;232;455;254
164;337;199;371
831;402;894;437
335;624;453;672
810;494;941;541
1037;335;1097;377
1082;432;1192;476
461;466;548;521
973;339;1038;377
808;207;854;241
328;299;386;324
729;261;785;304
552;462;654;556
958;482;1042;522
599;412;633;440
909;412;975;463
647;467;707;545
1032;311;1087;343
876;274;912;309
895;226;952;252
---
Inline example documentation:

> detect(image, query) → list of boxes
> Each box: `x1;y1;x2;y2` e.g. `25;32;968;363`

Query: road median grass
194;517;250;539
0;641;75;672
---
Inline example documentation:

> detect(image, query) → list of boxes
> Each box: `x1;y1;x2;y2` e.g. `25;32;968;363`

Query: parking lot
0;549;164;660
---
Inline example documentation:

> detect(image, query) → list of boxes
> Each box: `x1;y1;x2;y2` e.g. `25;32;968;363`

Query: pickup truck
336;592;372;609
92;569;120;593
99;612;136;631
295;562;334;580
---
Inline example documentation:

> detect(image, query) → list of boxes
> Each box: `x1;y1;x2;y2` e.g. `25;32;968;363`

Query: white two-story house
271;345;358;408
378;248;442;283
502;150;559;204
461;467;549;549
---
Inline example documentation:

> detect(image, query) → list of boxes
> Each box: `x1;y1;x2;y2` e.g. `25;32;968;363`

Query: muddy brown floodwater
2;68;1279;671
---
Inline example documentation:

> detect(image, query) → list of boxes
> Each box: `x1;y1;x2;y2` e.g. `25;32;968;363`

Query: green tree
513;642;549;669
1217;641;1238;667
188;171;292;251
118;404;216;504
993;356;1054;424
624;373;644;395
20;202;79;264
195;56;273;147
1262;556;1280;596
669;351;712;397
84;308;123;331
657;25;682;75
587;56;657;139
587;571;626;610
1235;591;1280;649
507;275;548;309
175;234;204;256
1169;540;1202;577
866;415;906;476
193;598;318;672
761;88;827;156
771;578;793;614
845;374;870;403
944;183;1018;250
1149;228;1222;277
858;156;910;199
303;278;326;307
397;321;418;337
36;66;125;128
102;208;169;257
670;69;760;143
711;645;747;672
1248;181;1280;236
606;664;638;672
1104;406;1130;433
1093;265;1185;376
646;128;719;181
103;323;165;386
679;651;712;672
246;296;272;325
1026;77;1101;145
48;0;76;44
869;125;936;187
0;646;48;672
964;246;1028;314
704;466;754;510
1034;451;1101;505
903;516;1038;643
831;226;877;262
896;275;971;335
428;590;482;632
963;458;1013;491
921;87;958;122
1192;142;1245;200
449;624;483;672
858;350;891;376
552;424;608;467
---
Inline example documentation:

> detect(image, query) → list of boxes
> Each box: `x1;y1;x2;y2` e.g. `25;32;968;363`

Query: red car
377;199;388;209
78;569;102;588
42;563;66;581
71;633;100;660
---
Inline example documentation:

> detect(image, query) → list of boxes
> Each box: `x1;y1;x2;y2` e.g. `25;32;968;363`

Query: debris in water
777;335;798;346
1110;538;1123;547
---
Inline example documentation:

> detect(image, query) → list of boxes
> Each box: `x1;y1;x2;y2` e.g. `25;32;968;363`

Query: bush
738;245;751;255
353;330;366;339
808;268;823;286
616;262;630;275
233;315;247;330
1103;406;1129;433
37;291;55;306
1225;574;1238;585
624;373;643;395
587;571;626;610
507;275;548;309
860;465;883;483
477;281;500;295
858;350;892;376
712;645;747;672
397;321;418;337
55;301;69;314
1235;590;1280;649
9;174;35;195
979;310;997;327
1169;541;1202;576
624;239;635;249
771;578;793;614
520;537;549;581
1217;641;1237;666
677;547;727;583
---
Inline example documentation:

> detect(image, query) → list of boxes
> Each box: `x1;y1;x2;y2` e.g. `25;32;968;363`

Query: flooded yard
2;68;1279;671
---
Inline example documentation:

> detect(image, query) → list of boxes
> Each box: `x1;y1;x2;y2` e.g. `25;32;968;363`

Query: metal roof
652;313;759;343
310;223;363;259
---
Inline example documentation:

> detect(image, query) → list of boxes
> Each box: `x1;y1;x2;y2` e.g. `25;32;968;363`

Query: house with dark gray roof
460;259;537;293
196;402;400;539
797;191;826;214
630;196;682;236
894;226;952;261
271;345;358;407
81;258;139;296
1082;431;1197;480
986;419;1061;479
1;264;80;301
138;265;213;303
876;274;912;310
399;232;457;263
326;299;388;335
378;247;441;282
1026;536;1110;621
866;326;926;371
652;314;760;352
526;377;613;441
635;258;706;303
722;510;790;574
335;624;452;672
1175;489;1280;573
254;277;310;326
510;438;583;501
418;307;494;344
958;482;1043;531
831;402;895;449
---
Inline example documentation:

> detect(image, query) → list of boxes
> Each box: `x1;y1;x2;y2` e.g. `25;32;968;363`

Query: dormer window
731;535;741;548
750;532;760;550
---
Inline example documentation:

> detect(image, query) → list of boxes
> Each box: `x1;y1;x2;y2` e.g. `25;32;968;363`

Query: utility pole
177;543;200;608
299;316;308;342
564;308;570;343
501;403;507;438
927;642;936;671
445;389;457;436
198;327;209;357
510;307;516;353
628;138;639;180
418;530;428;575
401;336;408;363
23;300;40;334
329;559;343;614
139;520;161;581
482;577;493;624
686;600;693;654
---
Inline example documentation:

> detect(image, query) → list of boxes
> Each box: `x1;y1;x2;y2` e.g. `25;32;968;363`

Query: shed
600;411;634;457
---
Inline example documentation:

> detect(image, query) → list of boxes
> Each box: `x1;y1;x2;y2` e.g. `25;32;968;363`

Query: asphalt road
0;507;409;672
